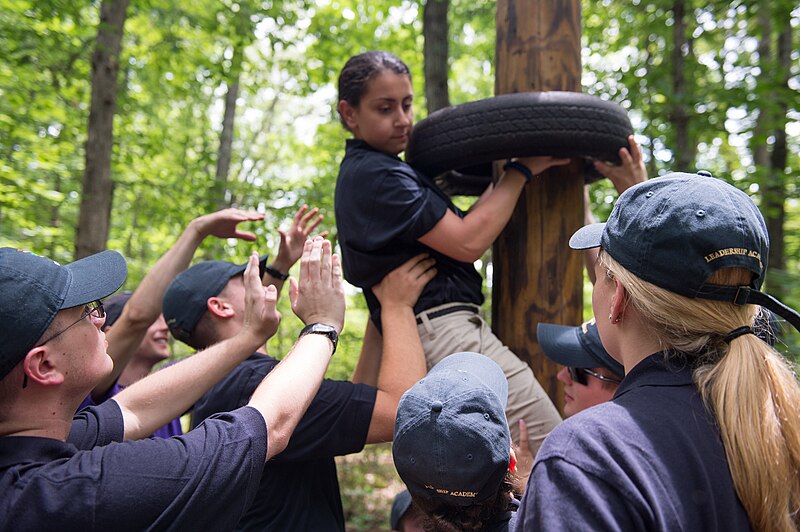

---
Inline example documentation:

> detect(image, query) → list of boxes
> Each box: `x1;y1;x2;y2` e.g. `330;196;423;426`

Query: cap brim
230;254;270;279
569;222;605;250
390;490;412;530
537;323;599;368
429;352;508;409
62;250;127;309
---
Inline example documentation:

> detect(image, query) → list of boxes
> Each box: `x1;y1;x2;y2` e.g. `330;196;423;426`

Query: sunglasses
568;366;622;386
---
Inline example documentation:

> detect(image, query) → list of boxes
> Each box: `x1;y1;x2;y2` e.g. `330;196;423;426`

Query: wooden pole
492;0;583;413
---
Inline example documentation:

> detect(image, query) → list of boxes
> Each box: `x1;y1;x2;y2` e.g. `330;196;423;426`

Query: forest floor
337;442;405;531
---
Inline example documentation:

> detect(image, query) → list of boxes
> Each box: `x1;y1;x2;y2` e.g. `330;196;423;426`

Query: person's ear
207;297;235;319
609;279;628;324
23;347;65;388
509;447;518;473
337;100;358;131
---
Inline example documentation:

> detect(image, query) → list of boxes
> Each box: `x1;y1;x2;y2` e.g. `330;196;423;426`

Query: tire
405;91;633;187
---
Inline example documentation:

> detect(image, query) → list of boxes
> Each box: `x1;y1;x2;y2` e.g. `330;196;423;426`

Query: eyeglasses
36;300;105;347
568;366;622;386
24;300;105;390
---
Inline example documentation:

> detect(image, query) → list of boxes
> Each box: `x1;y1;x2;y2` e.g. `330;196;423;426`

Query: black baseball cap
0;248;127;379
569;173;800;333
537;318;624;379
163;255;268;342
393;352;510;507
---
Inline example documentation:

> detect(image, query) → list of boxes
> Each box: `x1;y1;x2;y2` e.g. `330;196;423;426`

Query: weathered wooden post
492;0;584;413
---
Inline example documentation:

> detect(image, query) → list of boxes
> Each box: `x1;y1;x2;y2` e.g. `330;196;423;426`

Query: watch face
300;323;338;354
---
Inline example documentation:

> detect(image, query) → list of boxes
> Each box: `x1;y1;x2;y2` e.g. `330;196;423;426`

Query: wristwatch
298;323;338;355
264;265;289;281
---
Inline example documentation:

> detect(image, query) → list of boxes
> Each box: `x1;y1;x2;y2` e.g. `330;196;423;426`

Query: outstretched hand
276;204;327;269
190;208;265;241
289;237;345;332
593;134;647;194
241;252;282;345
372;254;436;310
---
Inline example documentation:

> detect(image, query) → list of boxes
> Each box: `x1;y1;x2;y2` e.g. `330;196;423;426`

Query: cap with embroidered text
569;173;800;333
392;352;510;507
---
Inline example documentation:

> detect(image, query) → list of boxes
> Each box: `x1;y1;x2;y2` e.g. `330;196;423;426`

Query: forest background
1;0;798;529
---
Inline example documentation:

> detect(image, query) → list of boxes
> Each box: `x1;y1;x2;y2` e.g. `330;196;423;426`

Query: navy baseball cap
163;255;268;342
389;489;413;530
392;352;510;507
0;247;127;379
570;173;800;333
537;318;624;379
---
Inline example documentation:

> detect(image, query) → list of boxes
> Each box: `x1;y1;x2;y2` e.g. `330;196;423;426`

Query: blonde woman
516;173;800;531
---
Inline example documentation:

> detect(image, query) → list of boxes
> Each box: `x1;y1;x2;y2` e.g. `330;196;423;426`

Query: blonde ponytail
600;251;800;531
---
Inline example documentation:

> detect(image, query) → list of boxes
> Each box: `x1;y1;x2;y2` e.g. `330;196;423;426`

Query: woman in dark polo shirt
334;50;569;450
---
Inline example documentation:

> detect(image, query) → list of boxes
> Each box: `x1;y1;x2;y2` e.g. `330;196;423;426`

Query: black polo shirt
191;352;377;531
0;400;267;531
516;353;751;531
335;139;484;327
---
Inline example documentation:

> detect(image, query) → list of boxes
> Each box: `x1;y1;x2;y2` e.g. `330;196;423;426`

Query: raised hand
511;418;535;493
289;237;345;332
275;204;327;270
372;254;436;310
593;134;647;194
190;208;265;241
241;252;282;344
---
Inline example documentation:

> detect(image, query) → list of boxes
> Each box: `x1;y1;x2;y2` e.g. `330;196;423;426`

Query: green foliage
2;2;799;529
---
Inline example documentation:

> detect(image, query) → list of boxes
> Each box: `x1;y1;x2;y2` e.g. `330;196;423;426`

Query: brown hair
411;472;516;532
337;51;411;130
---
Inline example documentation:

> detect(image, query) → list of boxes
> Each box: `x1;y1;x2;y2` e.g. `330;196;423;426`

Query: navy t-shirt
0;399;267;531
335;139;484;327
516;353;751;531
191;352;377;531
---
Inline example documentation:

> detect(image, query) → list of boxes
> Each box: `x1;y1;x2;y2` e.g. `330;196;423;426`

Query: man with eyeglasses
0;240;345;530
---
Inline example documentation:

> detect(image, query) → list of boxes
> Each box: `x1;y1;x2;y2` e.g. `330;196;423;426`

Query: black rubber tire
405;91;633;180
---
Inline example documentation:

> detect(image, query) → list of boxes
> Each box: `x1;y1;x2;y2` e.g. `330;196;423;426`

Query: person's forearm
248;334;334;460
352;319;382;385
124;221;206;324
96;223;207;397
115;332;261;440
377;304;427;401
421;171;526;263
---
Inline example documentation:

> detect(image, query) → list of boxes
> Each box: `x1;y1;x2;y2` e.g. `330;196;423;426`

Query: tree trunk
423;0;450;113
670;0;694;171
214;45;242;210
493;0;583;415
75;0;130;259
762;8;791;296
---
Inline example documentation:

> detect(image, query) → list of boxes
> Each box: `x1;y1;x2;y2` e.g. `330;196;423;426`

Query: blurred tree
75;0;130;259
423;0;450;112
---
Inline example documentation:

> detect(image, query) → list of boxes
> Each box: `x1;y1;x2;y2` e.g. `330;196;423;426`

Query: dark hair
337;50;411;129
411;472;516;532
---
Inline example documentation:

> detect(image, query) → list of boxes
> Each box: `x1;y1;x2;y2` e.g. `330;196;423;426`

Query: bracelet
503;160;534;184
264;265;289;281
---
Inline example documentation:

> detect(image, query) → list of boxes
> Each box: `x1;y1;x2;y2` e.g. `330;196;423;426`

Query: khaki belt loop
417;311;435;335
